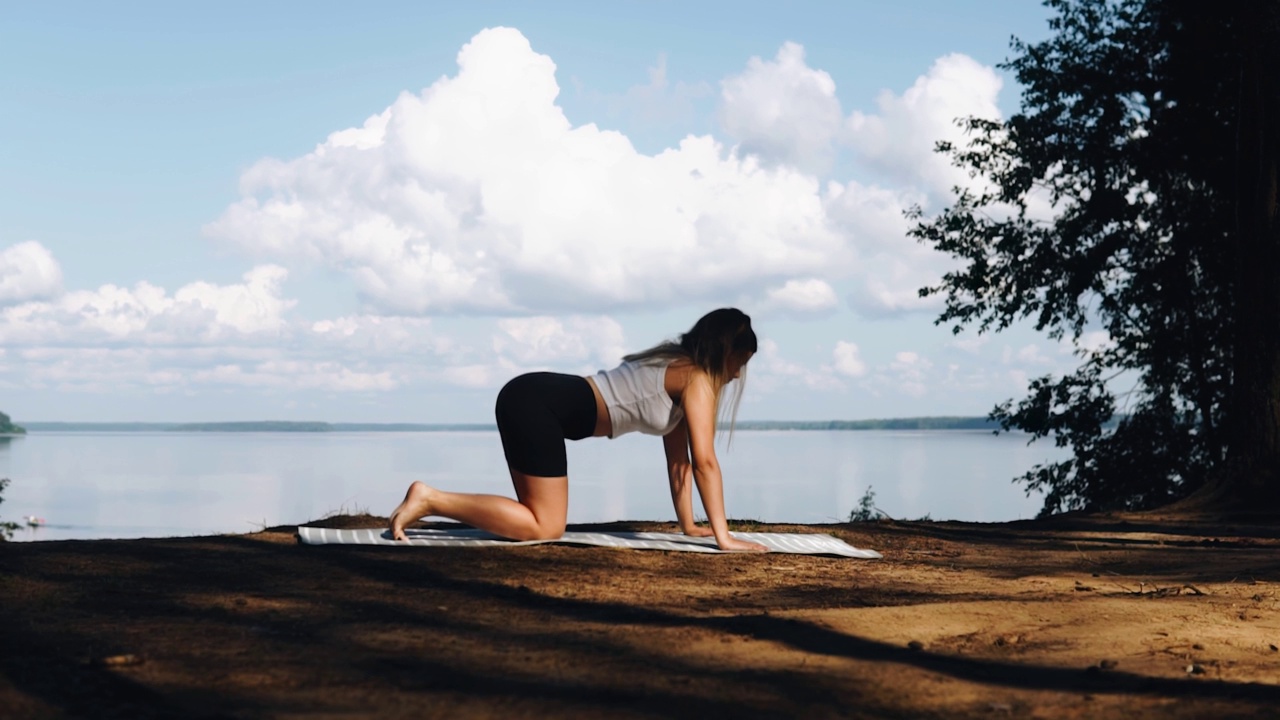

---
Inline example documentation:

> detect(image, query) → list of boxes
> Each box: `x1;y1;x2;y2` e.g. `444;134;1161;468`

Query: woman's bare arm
663;418;712;536
682;371;767;553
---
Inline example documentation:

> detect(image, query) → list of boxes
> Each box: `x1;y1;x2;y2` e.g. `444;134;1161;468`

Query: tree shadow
857;518;1280;583
311;541;1280;705
3;529;1279;719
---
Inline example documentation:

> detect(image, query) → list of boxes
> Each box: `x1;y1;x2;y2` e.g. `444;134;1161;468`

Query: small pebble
907;640;924;651
1270;644;1278;652
93;654;143;668
1186;664;1205;675
1192;643;1205;650
1098;659;1118;670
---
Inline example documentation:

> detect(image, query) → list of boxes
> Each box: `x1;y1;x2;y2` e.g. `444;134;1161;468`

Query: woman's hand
681;525;715;538
717;536;769;553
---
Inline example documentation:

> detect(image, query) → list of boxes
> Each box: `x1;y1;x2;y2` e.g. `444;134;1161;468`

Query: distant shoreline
18;417;1002;433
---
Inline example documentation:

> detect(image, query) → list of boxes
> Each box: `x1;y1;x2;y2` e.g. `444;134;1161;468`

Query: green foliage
848;486;879;522
0;478;19;541
0;411;25;435
910;0;1252;515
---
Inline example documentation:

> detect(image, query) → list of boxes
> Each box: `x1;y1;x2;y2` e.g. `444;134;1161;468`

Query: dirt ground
3;512;1280;719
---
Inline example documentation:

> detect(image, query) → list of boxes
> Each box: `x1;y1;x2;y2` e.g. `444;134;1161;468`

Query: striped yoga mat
297;526;881;559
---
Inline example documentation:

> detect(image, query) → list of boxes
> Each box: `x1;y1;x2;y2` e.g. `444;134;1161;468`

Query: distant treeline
22;422;178;432
175;421;332;432
21;418;1004;432
332;423;497;432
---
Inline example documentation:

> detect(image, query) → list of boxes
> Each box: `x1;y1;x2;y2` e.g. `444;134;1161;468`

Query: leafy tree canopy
910;0;1280;515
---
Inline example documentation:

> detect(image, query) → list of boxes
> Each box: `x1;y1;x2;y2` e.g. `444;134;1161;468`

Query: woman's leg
388;468;568;542
389;371;583;541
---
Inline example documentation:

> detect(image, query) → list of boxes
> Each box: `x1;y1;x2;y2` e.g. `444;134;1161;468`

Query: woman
389;308;769;553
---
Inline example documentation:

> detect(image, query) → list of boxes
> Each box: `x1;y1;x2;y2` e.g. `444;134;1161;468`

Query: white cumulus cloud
493;315;626;369
4;36;1025;408
764;278;838;313
0;265;295;346
718;41;843;175
823;179;948;316
846;53;1003;199
0;242;63;305
205;28;847;316
831;341;867;377
712;45;1002;318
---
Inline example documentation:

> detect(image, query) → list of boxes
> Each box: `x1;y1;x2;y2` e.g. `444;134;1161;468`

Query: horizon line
17;415;996;425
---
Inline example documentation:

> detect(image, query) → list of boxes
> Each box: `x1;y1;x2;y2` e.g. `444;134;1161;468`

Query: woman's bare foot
389;481;436;541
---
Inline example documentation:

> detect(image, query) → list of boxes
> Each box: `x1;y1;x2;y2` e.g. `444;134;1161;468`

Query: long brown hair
624;308;758;436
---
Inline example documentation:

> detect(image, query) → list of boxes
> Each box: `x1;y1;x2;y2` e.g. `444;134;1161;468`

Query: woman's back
592;359;685;438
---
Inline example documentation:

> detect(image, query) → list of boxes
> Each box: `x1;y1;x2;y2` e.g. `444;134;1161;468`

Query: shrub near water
0;478;19;541
0;411;26;435
848;487;879;522
0;409;27;539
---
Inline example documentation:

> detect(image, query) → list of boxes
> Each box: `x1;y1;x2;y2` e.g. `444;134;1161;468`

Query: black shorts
495;372;597;477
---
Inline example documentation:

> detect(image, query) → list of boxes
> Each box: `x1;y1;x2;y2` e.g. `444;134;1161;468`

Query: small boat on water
24;516;45;527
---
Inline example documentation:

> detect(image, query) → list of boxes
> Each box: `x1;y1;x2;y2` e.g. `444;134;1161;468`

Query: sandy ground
3;512;1280;719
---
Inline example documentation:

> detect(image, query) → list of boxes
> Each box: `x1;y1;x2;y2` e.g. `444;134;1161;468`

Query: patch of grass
689;515;768;532
245;517;272;532
320;497;371;520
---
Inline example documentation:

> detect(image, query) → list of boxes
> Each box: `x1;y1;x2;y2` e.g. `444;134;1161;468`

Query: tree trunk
1219;3;1280;509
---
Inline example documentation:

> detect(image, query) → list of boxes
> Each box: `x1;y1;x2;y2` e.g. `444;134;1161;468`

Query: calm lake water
0;430;1070;542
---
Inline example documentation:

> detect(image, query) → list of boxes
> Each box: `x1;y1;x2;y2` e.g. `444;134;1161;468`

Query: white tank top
593;359;684;438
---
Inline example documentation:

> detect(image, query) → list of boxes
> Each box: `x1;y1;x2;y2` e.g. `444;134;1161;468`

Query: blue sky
0;1;1086;423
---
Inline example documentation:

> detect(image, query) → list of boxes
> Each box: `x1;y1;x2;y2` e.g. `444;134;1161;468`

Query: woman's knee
526;520;566;541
